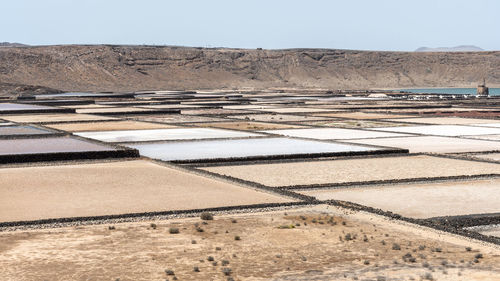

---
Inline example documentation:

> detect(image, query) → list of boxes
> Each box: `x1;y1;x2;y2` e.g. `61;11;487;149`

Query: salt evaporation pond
125;137;381;161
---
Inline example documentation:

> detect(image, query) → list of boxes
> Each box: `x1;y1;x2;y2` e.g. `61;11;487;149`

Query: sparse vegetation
169;227;179;234
278;224;295;229
200;212;214;221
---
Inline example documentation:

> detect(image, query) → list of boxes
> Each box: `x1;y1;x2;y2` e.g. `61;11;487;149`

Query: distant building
477;79;489;97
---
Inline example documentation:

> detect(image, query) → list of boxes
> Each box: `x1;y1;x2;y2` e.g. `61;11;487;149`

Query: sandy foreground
1;205;499;281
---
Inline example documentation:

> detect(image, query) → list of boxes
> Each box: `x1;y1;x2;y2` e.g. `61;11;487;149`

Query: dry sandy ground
313;112;411;120
130;114;228;124
297;120;408;128
228;114;329;123
469;153;500;162
383;117;500;125
189;121;307;131
1;205;499;281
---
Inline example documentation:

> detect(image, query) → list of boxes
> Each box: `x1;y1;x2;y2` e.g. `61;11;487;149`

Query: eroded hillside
0;45;498;94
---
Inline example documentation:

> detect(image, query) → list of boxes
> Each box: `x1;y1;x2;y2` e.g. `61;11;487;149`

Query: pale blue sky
1;0;499;51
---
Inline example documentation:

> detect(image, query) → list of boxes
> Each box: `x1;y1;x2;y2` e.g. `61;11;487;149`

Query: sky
1;0;499;51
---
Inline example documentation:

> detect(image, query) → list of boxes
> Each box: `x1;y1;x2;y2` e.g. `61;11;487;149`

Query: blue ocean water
400;88;500;96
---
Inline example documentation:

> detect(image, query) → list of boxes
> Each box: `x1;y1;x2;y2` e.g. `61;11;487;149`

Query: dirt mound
0;45;498;93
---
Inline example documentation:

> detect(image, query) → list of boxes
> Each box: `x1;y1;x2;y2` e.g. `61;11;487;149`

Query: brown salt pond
201;155;500;187
45;120;176;132
0;160;293;223
1;113;118;123
299;179;500;219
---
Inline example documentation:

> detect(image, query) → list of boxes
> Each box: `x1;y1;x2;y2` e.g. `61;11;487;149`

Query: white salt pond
347;136;500;153
125;137;381;161
76;128;263;143
369;125;500;137
260;128;411;140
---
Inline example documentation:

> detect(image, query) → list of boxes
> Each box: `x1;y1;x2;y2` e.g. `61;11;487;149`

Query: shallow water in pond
0;137;117;155
0;125;55;136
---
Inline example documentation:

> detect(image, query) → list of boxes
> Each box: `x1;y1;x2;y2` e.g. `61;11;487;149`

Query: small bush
169;227;180;234
222;267;232;276
392;243;401;250
278;224;295;229
363;260;370;265
193;266;200;272
196;227;204;232
231;219;237;223
475;253;483;259
222;260;230;266
215;247;222;251
108;226;116;230
200;212;214;220
150;223;157;229
207;256;214;262
422;272;433;280
402;253;416;263
165;269;175;276
234;235;241;241
191;240;197;244
465;247;472;252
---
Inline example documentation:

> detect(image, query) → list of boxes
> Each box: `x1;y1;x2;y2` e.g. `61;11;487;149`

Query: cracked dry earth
1;206;499;281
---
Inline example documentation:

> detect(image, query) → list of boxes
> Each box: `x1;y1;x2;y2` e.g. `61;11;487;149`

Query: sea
399;88;500;96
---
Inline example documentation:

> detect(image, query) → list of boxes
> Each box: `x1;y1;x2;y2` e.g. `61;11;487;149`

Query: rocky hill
0;45;498;94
